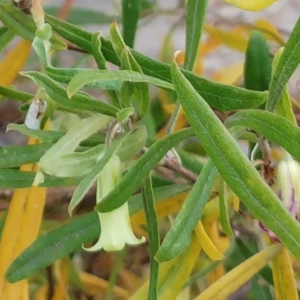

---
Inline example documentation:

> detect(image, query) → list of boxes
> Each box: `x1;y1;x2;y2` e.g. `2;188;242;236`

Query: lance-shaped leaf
244;31;271;91
142;175;159;300
0;143;51;168
171;58;300;260
21;71;119;116
0;85;33;101
0;4;66;49
225;109;300;161
44;14;267;111
184;0;208;71
272;48;296;124
0;169;82;188
0;26;15;52
110;21;149;118
122;0;140;48
66;69;174;98
266;17;300;111
156;160;218;262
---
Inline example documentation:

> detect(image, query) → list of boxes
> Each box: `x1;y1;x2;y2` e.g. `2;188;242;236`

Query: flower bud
259;154;300;241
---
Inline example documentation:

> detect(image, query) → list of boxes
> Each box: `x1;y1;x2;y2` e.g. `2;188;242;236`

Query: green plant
0;0;299;299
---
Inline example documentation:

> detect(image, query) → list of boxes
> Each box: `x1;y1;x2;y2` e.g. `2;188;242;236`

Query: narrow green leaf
129;183;192;215
6;184;189;282
0;143;50;168
0;26;15;52
91;32;121;108
45;13;93;53
272;48;297;124
46;67;122;90
6;212;99;283
67;69;174;98
225;109;300;161
21;71;119;116
0;4;35;40
122;0;141;47
266;17;300;111
244;31;271;91
96;128;194;212
156;160;217;262
142;175;159;300
184;0;208;71
45;15;267;111
7;124;106;146
110;21;150;118
0;85;33;102
171;59;300;261
219;178;233;237
0;4;66;49
0;169;81;188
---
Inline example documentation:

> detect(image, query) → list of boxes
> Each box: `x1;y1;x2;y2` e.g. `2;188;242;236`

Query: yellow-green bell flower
260;153;300;241
84;154;145;252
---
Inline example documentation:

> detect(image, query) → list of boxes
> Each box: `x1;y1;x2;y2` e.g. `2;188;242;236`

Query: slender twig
66;43;89;53
163;158;198;183
57;0;74;20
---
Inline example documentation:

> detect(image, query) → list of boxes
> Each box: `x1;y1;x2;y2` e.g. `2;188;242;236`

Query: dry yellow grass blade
80;271;130;299
254;19;285;45
0;40;31;87
195;221;224;261
193;243;283;300
158;233;202;300
204;221;227;283
225;0;277;11
272;247;298;300
204;221;229;254
232;194;240;212
204;24;248;52
131;233;201;300
52;258;70;300
157;104;188;138
0;124;49;299
212;61;244;85
130;191;189;225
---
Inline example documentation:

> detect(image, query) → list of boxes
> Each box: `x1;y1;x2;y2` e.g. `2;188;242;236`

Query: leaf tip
173;50;183;63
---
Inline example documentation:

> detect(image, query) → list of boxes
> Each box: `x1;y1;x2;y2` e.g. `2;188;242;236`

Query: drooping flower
84;154;145;252
259;153;300;241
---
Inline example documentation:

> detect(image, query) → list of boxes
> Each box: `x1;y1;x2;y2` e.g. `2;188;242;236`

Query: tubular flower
259;154;300;241
84;154;145;252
